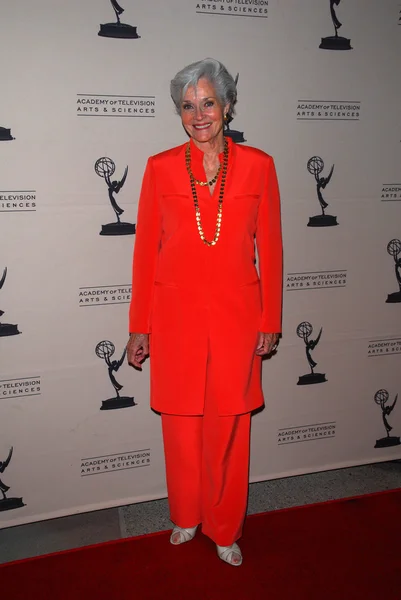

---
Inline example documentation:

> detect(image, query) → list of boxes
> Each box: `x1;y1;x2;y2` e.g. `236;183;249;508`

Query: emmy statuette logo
98;0;140;39
96;340;136;410
320;0;352;50
307;156;338;227
95;157;135;236
223;75;246;144
0;447;25;512
0;268;21;337
374;390;400;448
297;321;327;385
386;239;401;303
0;127;14;141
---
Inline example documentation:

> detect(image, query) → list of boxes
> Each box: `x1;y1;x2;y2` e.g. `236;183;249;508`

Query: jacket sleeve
256;155;283;333
129;157;162;333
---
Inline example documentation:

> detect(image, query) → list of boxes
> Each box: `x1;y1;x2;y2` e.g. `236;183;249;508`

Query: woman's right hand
127;333;149;369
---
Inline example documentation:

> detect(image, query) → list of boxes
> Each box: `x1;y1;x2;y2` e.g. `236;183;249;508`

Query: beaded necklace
185;139;229;246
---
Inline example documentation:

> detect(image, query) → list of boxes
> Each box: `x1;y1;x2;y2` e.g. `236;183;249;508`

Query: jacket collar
188;135;235;165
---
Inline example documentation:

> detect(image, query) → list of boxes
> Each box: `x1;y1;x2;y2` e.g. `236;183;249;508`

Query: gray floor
1;460;400;565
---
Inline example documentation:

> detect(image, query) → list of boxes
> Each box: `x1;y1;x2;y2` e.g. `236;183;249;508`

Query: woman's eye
182;104;193;111
204;101;214;108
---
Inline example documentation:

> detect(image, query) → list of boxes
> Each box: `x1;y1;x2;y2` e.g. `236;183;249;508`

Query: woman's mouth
193;123;212;130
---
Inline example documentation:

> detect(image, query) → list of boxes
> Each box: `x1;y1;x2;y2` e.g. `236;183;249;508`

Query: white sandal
170;525;198;545
216;542;243;566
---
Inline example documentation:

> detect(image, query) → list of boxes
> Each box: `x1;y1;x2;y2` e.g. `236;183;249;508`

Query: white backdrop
1;0;400;528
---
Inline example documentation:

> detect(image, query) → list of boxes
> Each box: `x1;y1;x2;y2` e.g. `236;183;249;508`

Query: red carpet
2;489;401;600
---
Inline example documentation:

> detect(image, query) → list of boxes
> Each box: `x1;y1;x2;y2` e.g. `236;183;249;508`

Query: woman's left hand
255;332;280;356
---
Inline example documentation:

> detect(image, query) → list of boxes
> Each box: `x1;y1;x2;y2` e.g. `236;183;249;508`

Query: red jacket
129;138;282;415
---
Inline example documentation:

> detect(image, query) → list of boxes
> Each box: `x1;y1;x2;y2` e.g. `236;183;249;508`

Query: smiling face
180;78;229;149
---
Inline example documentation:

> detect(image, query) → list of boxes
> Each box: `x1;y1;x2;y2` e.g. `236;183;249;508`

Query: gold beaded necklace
186;159;222;187
185;139;229;246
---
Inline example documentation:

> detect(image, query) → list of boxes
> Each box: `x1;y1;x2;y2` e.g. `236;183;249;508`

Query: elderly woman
127;58;282;566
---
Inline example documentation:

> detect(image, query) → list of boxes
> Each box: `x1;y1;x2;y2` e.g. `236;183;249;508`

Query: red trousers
161;397;251;546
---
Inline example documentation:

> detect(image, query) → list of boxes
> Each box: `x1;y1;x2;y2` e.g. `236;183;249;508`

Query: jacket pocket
239;278;260;288
233;194;260;200
154;281;179;289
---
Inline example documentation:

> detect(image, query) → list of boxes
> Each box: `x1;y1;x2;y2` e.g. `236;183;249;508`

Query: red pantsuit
162;393;251;546
129;137;282;544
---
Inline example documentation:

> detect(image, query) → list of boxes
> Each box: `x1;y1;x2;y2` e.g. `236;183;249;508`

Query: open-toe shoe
216;542;243;566
170;525;198;545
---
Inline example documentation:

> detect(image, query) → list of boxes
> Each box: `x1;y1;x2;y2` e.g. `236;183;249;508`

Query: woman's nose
194;106;204;120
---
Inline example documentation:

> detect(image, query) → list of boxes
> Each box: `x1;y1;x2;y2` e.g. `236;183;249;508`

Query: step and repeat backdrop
1;0;400;527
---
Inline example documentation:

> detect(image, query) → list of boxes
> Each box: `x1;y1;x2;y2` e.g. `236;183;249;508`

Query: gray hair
170;58;237;117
